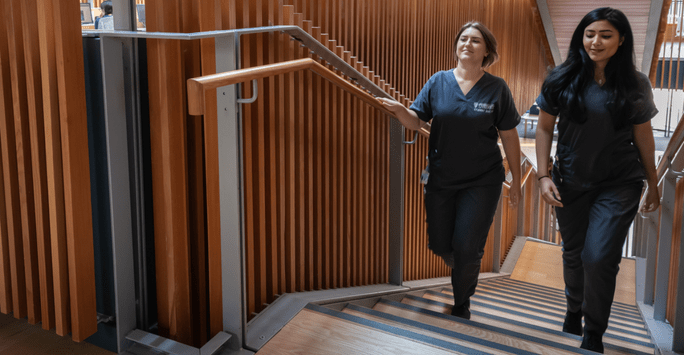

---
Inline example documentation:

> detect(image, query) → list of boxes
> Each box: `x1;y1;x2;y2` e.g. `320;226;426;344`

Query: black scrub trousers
554;182;642;336
424;183;502;309
410;70;520;312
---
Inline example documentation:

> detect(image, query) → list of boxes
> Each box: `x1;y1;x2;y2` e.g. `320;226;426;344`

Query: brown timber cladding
0;0;97;343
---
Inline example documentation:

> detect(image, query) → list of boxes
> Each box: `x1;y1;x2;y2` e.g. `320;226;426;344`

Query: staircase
257;277;653;354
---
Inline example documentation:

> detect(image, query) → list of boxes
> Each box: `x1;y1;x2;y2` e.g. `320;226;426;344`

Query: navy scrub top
410;70;520;189
536;72;658;190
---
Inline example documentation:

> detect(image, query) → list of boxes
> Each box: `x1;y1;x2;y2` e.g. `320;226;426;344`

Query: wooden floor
0;313;115;355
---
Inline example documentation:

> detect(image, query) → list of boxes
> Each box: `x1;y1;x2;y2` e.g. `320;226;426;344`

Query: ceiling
536;0;665;73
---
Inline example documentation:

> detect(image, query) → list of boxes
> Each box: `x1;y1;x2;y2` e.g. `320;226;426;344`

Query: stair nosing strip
429;290;650;337
304;303;492;355
403;294;653;348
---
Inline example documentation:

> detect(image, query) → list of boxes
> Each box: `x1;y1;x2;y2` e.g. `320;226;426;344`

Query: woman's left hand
508;182;521;206
640;184;660;213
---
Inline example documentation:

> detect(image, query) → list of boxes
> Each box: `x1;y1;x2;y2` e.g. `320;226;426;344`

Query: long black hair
541;7;645;129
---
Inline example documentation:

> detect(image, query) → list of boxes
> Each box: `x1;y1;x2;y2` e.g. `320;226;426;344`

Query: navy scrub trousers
555;181;643;336
424;183;502;308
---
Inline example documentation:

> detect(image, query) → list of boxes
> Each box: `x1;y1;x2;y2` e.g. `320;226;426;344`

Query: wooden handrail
187;58;430;137
656;113;684;180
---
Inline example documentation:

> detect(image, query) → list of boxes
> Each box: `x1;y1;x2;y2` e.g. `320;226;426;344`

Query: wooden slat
5;0;41;324
0;0;24;317
651;0;674;85
20;0;55;331
53;0;97;342
36;0;69;336
145;0;192;345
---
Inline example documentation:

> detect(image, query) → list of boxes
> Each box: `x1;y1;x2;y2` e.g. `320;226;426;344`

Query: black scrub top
536;72;658;190
410;70;520;189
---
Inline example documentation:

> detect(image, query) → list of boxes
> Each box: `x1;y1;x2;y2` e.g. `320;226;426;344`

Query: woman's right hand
377;97;405;114
539;176;563;207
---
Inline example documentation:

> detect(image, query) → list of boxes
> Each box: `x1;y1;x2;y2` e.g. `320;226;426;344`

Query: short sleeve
535;90;560;117
409;73;438;122
632;72;658;125
495;81;521;131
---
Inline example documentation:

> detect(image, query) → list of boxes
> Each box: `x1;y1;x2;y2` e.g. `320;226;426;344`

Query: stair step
259;303;491;354
471;280;642;320
342;305;526;354
360;299;594;354
400;294;654;355
489;278;641;315
432;289;650;340
439;288;648;333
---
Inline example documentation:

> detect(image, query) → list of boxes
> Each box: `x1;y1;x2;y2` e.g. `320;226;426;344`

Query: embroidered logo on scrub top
473;102;495;113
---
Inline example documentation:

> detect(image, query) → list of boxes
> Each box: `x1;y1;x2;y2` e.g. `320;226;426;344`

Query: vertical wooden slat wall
142;0;550;346
0;0;97;342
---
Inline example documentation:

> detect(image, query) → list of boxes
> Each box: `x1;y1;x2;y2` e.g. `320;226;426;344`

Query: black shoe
562;310;583;336
580;332;604;353
451;301;471;320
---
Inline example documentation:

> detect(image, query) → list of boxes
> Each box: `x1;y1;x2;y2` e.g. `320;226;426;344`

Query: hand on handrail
639;184;660;213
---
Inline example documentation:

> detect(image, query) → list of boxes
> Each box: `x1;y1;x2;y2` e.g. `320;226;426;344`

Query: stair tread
473;280;642;318
341;306;522;355
437;289;648;332
400;294;654;354
258;306;469;354
359;301;587;355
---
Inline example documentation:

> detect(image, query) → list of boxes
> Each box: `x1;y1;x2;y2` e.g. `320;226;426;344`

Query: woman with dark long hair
379;22;521;320
535;7;659;353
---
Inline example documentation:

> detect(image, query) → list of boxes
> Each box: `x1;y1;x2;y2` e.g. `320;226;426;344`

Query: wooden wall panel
0;1;26;319
20;0;56;331
39;0;71;337
2;0;98;342
53;0;97;341
5;0;42;324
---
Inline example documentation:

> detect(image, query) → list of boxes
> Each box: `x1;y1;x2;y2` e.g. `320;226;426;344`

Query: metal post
492;194;503;273
100;36;137;353
388;120;405;285
215;34;246;347
643;214;659;305
653;170;677;321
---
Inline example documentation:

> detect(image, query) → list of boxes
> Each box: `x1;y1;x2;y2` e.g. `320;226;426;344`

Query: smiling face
456;27;489;67
583;20;623;67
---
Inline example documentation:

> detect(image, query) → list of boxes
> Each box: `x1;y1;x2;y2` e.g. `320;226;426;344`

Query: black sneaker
580;332;604;353
450;301;471;320
562;310;583;336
